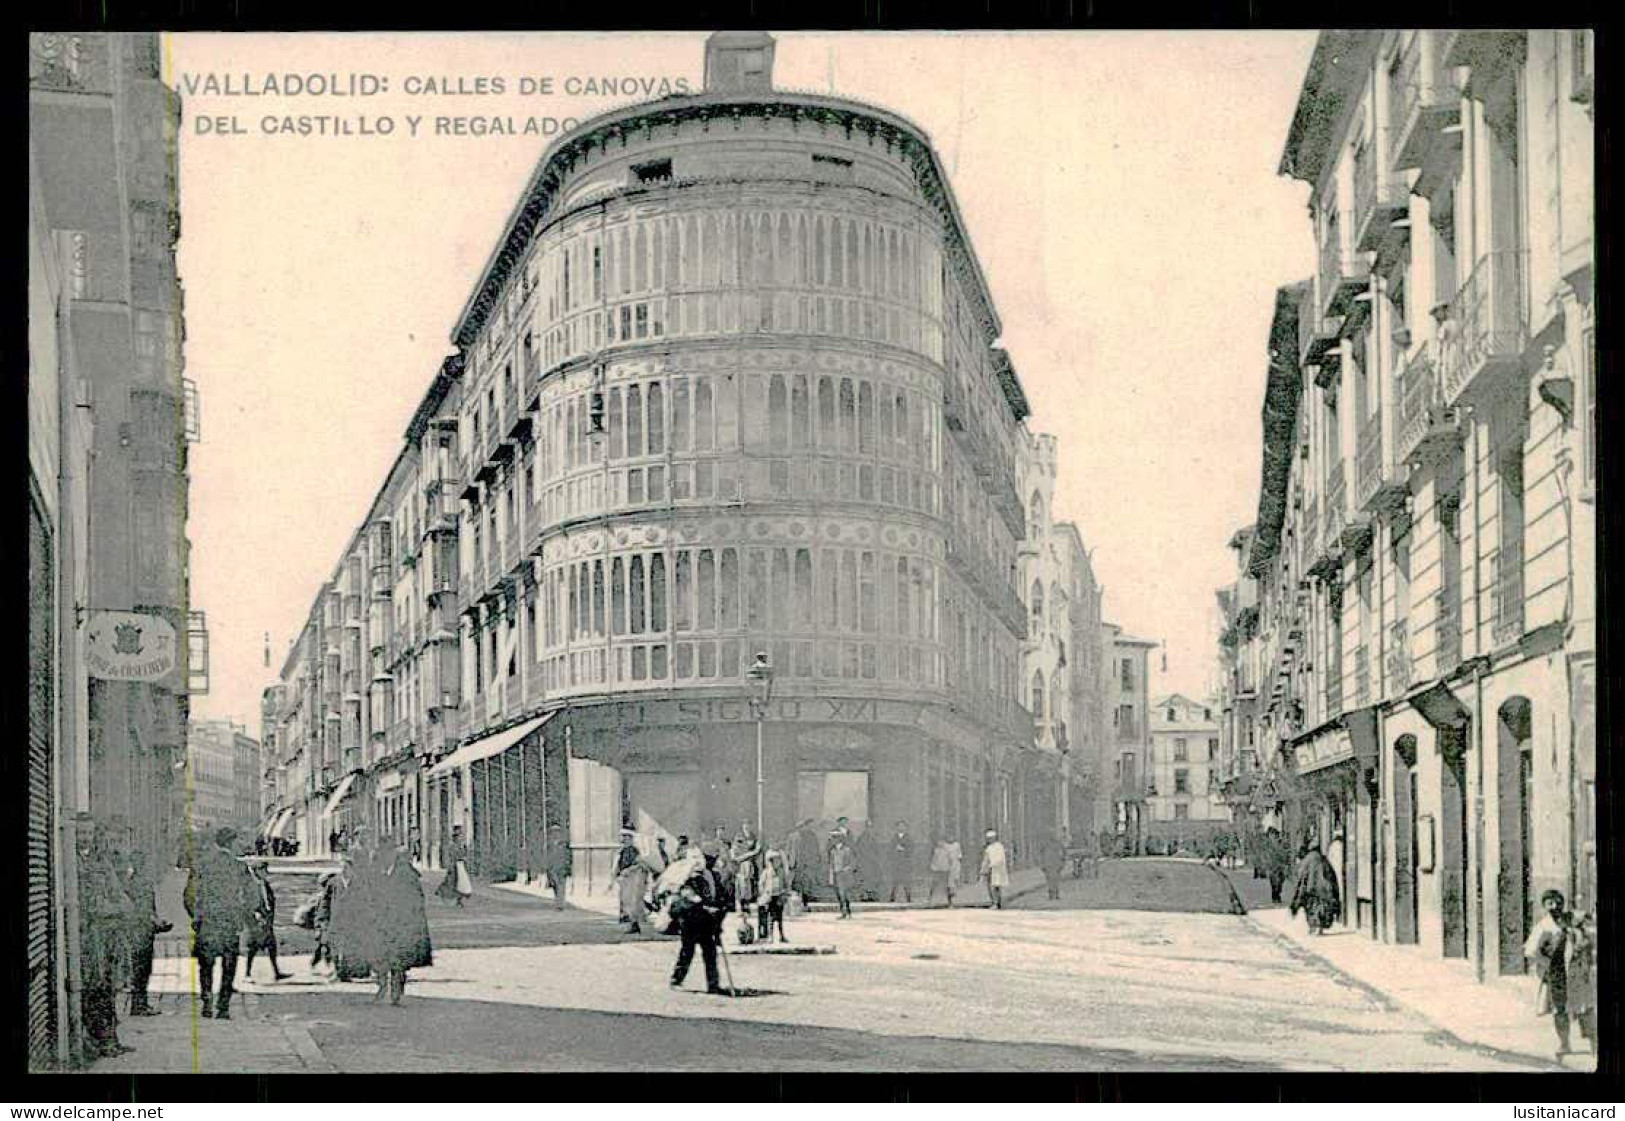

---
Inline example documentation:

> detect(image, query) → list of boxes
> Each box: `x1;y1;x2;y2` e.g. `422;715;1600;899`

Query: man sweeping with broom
667;841;736;996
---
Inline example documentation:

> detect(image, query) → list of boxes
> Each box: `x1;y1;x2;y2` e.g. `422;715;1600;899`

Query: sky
169;30;1318;730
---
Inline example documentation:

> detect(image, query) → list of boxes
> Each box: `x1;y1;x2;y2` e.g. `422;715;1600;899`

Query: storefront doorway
1440;729;1469;959
1496;696;1533;974
1392;735;1419;944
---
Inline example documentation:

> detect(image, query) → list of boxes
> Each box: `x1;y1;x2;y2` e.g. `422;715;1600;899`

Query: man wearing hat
668;842;728;994
541;825;572;910
613;827;652;933
77;817;134;1056
827;828;857;919
979;829;1010;910
243;858;292;982
184;826;254;1019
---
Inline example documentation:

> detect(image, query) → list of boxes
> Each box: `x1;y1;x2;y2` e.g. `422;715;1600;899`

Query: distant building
186;720;259;836
1102;628;1155;854
1147;693;1230;846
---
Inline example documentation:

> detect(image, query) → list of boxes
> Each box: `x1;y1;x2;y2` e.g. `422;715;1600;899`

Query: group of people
73;819;169;1060
304;830;434;1004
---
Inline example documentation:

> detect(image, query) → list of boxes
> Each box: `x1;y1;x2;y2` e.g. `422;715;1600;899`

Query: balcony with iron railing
1397;341;1464;467
1441;251;1528;407
1436;587;1462;677
502;523;522;575
1355;418;1384;510
1353;646;1371;708
1387;619;1412;696
1318;213;1370;319
1353;128;1409;252
1324;461;1347;537
1490;540;1525;649
1391;31;1463;170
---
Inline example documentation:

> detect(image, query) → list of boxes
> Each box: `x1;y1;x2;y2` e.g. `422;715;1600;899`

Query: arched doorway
1497;697;1534;974
1392;735;1419;944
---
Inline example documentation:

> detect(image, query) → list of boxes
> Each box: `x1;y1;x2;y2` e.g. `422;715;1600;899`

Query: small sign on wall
1417;813;1437;874
85;610;177;682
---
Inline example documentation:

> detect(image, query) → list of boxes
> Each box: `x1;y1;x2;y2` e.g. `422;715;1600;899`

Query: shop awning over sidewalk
426;713;552;780
270;808;297;839
323;772;360;819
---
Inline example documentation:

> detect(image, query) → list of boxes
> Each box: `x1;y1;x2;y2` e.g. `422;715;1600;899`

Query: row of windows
471;546;944;691
526;635;946;695
538;288;946;371
479;207;946;368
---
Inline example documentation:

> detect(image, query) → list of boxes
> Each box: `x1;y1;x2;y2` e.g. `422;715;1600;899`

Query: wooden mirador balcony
1390;31;1462;171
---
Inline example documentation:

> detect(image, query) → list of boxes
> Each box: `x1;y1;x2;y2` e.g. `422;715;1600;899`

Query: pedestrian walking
78;822;133;1057
1288;838;1340;935
615;828;653;933
308;871;339;973
756;845;791;943
885;820;915;903
668;842;728;995
542;825;572;909
929;835;962;907
367;843;433;1005
327;849;374;982
979;829;1009;910
1039;829;1067;901
185;826;254;1020
121;848;166;1017
436;825;474;907
828;830;857;919
243;859;292;981
1259;826;1290;904
1525;890;1596;1059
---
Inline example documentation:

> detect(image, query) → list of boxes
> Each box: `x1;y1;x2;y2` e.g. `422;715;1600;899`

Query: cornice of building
1278;30;1380;187
450;86;1025;422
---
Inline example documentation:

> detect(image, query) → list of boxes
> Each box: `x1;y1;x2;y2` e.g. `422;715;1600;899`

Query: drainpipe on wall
1469;408;1487;984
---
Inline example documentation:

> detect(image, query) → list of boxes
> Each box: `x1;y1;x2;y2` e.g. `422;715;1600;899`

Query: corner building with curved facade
423;33;1055;887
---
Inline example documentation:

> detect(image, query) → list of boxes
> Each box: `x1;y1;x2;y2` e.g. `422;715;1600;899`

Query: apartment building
266;33;1121;895
1102;627;1155;854
1232;29;1594;977
184;719;260;835
1015;432;1099;853
29;32;197;1069
1147;694;1230;845
1058;523;1109;838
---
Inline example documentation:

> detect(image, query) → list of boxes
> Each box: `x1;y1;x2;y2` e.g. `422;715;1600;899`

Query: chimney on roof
704;31;775;93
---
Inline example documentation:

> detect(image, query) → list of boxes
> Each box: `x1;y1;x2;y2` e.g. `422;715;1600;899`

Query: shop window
798;770;868;832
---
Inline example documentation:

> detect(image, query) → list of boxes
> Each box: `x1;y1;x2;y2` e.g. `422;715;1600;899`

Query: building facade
28;31;195;1069
1146;693;1229;846
184;720;260;835
1102;628;1155;854
1058;523;1108;838
263;33;1146;898
1229;29;1594;978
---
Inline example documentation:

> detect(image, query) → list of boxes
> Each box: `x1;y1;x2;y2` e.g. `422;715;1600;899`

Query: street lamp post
746;651;775;835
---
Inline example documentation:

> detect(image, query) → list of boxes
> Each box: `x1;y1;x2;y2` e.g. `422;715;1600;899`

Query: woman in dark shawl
1289;839;1341;935
327;851;373;982
369;843;433;1005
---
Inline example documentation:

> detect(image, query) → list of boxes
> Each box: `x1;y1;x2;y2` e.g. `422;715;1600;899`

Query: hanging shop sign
85;610;178;682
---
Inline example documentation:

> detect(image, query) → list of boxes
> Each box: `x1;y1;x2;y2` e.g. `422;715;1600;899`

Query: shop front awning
270;808;297;840
324;772;361;819
427;713;552;780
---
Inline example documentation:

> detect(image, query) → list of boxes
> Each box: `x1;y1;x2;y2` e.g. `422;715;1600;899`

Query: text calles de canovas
176;72;694;98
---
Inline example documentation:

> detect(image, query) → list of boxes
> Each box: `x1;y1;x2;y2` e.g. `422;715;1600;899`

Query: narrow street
107;860;1548;1073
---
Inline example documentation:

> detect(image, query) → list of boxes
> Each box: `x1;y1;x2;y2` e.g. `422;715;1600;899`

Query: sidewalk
82;966;335;1074
1246;904;1594;1072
